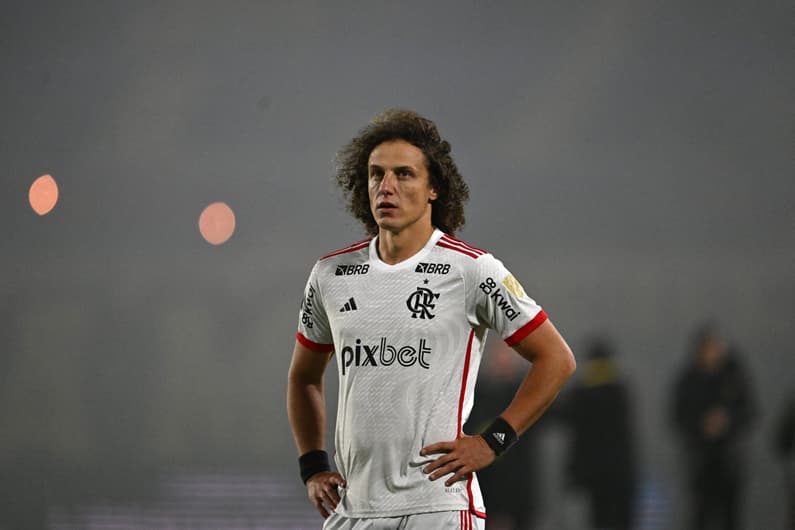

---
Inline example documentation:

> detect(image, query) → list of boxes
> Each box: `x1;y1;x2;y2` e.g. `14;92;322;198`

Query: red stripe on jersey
456;329;487;519
439;236;486;256
319;239;371;261
441;234;487;255
467;474;487;518
456;329;476;435
505;310;548;347
296;332;334;353
437;241;481;259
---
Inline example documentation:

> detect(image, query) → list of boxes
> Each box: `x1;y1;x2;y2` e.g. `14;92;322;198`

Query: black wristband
479;416;518;457
299;449;331;484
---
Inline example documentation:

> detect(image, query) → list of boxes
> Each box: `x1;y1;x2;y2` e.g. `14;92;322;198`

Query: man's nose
377;171;397;193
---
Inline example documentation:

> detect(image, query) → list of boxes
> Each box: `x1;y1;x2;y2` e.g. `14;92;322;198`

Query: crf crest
406;286;440;319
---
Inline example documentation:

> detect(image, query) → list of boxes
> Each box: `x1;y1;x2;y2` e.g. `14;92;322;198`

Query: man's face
368;140;438;234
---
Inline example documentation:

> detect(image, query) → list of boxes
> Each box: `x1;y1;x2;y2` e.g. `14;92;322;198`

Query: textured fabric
297;229;546;518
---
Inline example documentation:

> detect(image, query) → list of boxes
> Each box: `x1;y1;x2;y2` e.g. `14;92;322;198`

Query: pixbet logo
340;338;432;375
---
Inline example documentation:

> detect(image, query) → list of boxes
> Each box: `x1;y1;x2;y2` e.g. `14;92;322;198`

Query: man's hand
306;471;346;519
420;435;496;487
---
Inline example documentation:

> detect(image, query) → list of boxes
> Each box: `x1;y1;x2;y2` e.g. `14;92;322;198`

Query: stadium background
1;1;791;528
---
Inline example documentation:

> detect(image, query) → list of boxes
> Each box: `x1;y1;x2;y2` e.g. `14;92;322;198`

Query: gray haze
1;1;793;528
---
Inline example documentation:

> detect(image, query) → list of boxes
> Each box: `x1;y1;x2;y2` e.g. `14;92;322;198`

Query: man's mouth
376;201;397;210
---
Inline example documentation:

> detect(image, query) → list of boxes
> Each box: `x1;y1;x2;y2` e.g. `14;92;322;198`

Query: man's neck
377;223;435;265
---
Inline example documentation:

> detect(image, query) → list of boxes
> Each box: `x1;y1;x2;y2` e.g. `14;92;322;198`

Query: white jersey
296;229;547;518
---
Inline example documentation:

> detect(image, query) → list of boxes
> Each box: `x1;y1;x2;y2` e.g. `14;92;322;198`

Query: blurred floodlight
29;174;59;215
199;202;236;245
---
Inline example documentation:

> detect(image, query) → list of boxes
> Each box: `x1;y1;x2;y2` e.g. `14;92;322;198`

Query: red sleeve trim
505;310;548;347
296;332;334;353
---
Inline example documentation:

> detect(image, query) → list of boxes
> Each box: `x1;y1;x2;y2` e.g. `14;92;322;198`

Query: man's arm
286;340;345;518
421;319;575;486
498;319;577;435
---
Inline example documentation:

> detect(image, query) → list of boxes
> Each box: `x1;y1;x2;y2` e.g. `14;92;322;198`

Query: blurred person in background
670;323;756;530
773;389;795;530
465;340;544;530
560;338;637;530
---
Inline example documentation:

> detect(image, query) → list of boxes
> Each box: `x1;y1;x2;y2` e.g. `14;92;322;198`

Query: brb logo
335;264;369;276
340;338;432;375
415;262;450;274
406;287;440;319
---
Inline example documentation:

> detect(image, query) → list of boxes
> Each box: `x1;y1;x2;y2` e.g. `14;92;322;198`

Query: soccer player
287;109;576;529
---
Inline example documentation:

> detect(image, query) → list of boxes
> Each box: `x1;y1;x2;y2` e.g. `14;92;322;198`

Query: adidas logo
492;432;505;445
339;297;358;312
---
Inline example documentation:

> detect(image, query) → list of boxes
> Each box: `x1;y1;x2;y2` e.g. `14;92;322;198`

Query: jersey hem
466;476;487;518
336;503;486;519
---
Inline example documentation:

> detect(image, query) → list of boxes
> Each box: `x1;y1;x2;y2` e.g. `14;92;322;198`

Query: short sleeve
296;262;334;352
471;254;548;346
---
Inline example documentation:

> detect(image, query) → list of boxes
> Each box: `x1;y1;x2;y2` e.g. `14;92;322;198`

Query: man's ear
428;187;438;202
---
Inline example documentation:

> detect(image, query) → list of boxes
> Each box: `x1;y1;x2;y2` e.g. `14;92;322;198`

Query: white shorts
323;510;484;530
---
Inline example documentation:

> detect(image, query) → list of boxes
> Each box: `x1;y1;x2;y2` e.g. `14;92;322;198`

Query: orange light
199;202;236;245
29;174;59;215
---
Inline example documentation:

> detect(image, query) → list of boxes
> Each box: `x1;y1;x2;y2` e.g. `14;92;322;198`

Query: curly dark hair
335;109;470;236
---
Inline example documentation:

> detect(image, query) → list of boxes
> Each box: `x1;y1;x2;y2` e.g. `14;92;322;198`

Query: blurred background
1;1;792;528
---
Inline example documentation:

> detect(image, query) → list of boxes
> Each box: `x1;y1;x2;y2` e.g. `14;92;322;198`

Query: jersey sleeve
470;254;548;346
296;262;334;353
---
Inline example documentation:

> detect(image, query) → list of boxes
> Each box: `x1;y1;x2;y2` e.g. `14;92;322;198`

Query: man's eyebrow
368;164;417;171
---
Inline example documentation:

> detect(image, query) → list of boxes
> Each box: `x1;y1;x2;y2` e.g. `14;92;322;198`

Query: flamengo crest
406;286;440;319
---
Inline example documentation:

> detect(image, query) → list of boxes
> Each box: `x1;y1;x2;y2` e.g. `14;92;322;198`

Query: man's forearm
287;377;328;455
502;341;575;435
